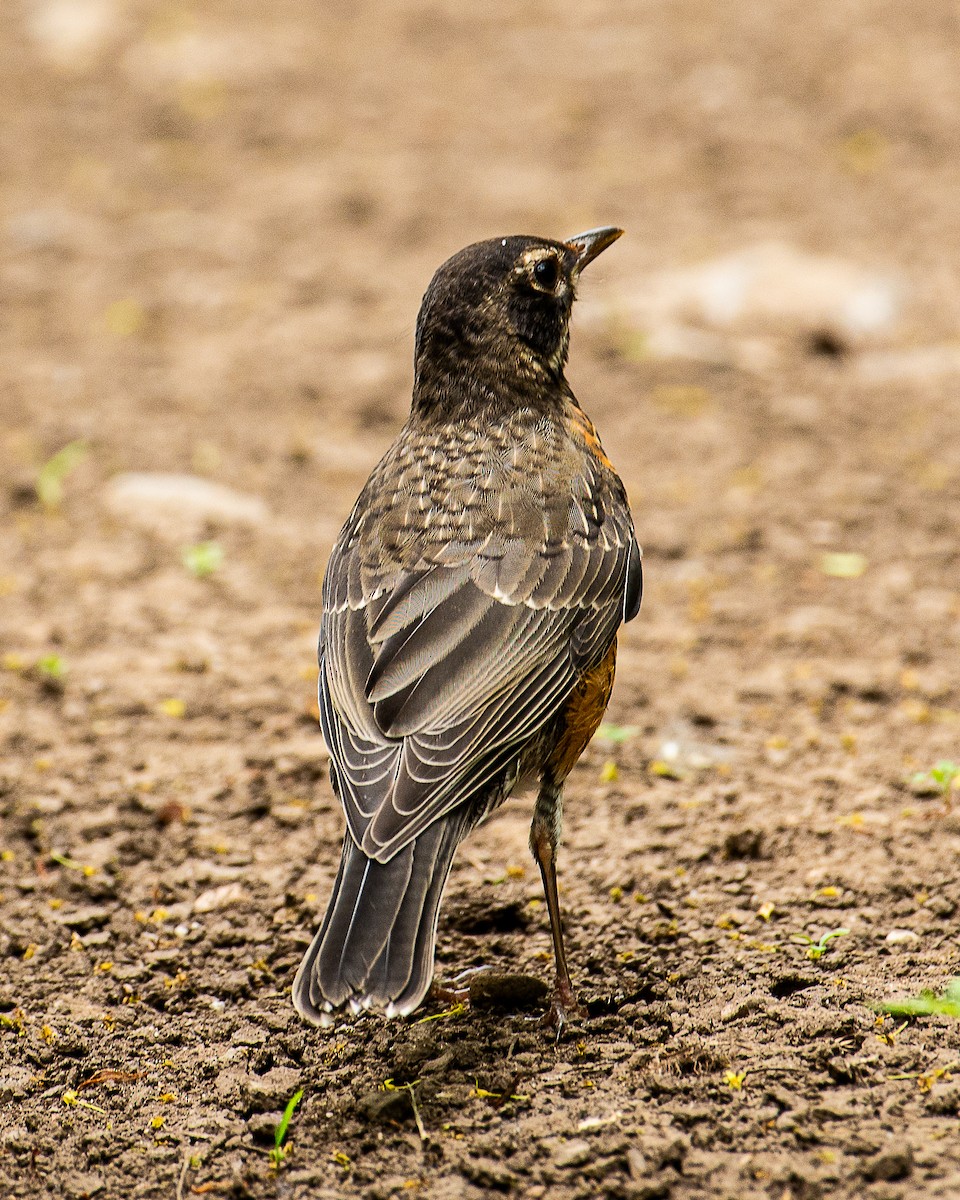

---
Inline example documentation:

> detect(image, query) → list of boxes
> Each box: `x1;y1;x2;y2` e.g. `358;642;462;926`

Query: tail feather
293;813;467;1025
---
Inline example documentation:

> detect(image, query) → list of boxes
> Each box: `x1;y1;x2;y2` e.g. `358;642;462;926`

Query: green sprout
36;441;87;510
791;928;850;961
912;761;960;800
37;654;66;682
50;852;96;877
268;1088;303;1170
881;979;960;1020
181;541;224;578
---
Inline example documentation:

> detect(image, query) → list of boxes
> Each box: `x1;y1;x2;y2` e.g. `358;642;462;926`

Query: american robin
293;227;641;1029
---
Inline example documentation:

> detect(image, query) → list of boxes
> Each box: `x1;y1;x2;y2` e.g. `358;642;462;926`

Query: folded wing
319;430;641;864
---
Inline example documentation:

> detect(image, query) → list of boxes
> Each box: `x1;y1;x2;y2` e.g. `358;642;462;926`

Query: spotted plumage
294;227;641;1028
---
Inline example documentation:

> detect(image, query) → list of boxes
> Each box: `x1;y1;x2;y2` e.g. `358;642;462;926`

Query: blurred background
4;3;960;1194
4;0;960;754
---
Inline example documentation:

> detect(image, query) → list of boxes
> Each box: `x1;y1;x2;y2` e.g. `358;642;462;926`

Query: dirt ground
4;2;960;1197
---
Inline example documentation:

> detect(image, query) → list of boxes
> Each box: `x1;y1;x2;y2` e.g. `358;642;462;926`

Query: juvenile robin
293;227;641;1029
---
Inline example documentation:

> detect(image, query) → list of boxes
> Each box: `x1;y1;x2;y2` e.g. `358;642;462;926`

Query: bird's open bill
564;226;624;274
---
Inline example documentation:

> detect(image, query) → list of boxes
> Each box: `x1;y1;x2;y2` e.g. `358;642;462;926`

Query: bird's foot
427;981;471;1006
540;978;585;1036
428;966;495;1008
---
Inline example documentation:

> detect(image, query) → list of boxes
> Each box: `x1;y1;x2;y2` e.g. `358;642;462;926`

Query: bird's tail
292;813;468;1025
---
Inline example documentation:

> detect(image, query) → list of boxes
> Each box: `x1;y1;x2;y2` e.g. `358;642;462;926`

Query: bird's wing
319;420;641;863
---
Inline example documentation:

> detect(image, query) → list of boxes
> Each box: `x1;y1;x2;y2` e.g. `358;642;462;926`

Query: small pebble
554;1138;592;1169
885;929;920;944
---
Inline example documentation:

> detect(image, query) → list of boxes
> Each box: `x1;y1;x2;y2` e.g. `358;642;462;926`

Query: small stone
193;883;247;914
554;1138;592;1168
626;1146;646;1179
856;344;960;386
270;803;308;826
621;242;901;343
885;929;920;944
27;0;123;67
103;472;268;539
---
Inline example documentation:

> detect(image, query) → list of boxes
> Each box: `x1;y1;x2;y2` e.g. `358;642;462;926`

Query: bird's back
294;227;638;1025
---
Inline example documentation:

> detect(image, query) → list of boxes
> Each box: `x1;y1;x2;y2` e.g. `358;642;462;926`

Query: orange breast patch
549;639;618;781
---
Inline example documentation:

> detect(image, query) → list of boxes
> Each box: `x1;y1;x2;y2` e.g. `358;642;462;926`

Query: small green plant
791;928;850;961
268;1088;303;1170
35;653;67;694
595;723;639;744
912;761;960;800
181;541;224;578
881;978;960;1019
37;654;65;682
36;441;87;510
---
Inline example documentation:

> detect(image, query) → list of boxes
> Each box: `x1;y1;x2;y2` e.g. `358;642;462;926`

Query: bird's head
412;227;622;416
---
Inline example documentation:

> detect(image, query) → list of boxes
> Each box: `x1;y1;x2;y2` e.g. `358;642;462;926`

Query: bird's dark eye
533;257;559;290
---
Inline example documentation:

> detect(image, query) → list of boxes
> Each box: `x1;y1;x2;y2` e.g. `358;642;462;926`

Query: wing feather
317;412;641;863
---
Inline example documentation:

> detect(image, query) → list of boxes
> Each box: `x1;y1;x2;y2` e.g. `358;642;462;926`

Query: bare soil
3;2;960;1197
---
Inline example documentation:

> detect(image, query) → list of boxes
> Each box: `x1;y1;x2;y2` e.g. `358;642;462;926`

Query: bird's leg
530;778;584;1031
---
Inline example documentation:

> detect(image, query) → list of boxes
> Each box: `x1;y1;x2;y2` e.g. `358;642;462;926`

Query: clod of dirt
719;993;766;1023
722;828;764;859
769;975;817;999
468;972;550;1012
391;1025;441;1077
0;1067;34;1102
55;905;113;932
64;1172;105;1199
460;1156;516;1191
639;1133;689;1172
445;898;531;934
243;1066;303;1113
358;1088;414;1125
246;1111;283;1145
861;1143;913;1182
926;1084;960;1116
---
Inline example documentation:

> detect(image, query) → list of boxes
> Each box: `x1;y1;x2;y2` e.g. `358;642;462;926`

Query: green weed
181;541;224;578
268;1088;303;1170
36;441;87;510
791;928;850;961
881;978;960;1019
912;761;960;800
